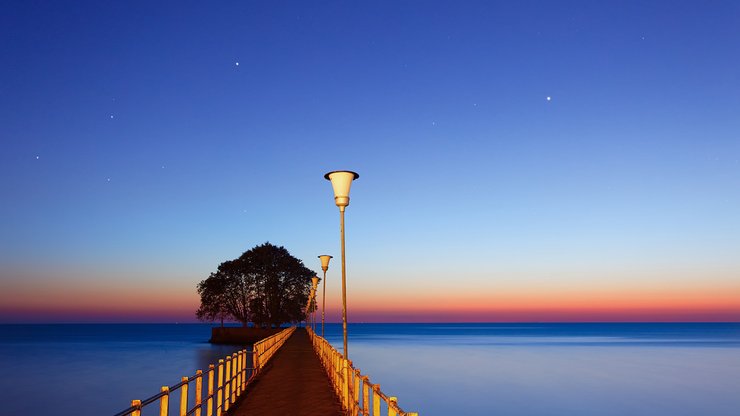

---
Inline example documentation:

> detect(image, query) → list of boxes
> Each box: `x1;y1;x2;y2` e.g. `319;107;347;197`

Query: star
546;96;552;101
110;115;114;119
35;156;39;160
107;178;111;182
235;62;240;66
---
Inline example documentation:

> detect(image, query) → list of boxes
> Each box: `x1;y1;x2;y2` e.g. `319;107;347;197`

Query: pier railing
253;326;295;371
113;326;296;416
307;327;418;416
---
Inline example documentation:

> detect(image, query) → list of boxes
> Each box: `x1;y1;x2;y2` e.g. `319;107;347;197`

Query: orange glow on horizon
2;269;739;323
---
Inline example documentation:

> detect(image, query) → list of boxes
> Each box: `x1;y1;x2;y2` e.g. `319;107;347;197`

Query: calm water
1;323;739;415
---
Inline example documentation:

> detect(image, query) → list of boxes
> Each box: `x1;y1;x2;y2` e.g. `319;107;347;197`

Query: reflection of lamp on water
324;170;358;359
318;255;332;337
311;276;319;332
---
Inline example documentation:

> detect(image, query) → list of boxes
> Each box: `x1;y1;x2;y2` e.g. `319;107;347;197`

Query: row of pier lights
306;170;359;360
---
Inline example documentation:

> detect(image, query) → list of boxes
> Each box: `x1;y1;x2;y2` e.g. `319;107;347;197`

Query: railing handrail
113;326;296;416
307;327;418;416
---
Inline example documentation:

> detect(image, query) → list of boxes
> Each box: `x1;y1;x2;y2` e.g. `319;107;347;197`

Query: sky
1;1;739;323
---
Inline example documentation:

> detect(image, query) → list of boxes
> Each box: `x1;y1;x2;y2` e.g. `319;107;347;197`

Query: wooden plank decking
231;328;343;416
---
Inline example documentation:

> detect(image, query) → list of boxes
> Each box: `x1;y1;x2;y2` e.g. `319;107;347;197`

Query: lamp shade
312;276;319;289
324;170;359;208
318;255;333;271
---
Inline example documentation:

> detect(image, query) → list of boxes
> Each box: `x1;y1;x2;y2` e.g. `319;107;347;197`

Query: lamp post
324;170;359;359
318;255;332;337
306;289;311;329
311;276;319;332
306;286;316;329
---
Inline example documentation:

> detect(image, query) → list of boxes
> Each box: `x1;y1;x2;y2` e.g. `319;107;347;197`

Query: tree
195;271;229;327
196;242;316;327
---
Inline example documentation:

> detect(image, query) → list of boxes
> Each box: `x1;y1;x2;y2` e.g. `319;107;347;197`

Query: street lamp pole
325;170;359;359
318;255;333;337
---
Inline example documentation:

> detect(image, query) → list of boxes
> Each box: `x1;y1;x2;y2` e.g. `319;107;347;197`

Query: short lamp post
318;255;333;337
324;170;359;359
306;286;316;329
311;276;319;332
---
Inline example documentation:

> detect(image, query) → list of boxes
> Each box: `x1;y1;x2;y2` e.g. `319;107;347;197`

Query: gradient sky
1;1;739;323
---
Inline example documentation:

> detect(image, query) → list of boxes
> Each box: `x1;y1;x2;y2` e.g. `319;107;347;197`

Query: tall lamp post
311;276;319;332
318;255;332;337
324;170;359;358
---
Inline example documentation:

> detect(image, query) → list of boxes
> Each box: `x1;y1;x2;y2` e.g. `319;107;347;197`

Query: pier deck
232;328;343;416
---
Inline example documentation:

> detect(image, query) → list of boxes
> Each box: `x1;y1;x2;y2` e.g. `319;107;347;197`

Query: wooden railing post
234;352;240;397
159;386;169;416
354;368;361;414
231;353;238;401
362;376;370;416
389;397;398;416
195;370;203;416
216;359;224;416
240;350;246;392
372;385;381;416
207;365;214;416
131;400;141;416
224;356;232;411
180;377;189;416
335;353;341;395
342;359;350;410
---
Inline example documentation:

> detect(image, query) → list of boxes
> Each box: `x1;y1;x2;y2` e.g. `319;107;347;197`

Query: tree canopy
196;242;316;327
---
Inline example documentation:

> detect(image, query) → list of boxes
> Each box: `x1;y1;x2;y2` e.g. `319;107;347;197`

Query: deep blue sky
1;1;739;322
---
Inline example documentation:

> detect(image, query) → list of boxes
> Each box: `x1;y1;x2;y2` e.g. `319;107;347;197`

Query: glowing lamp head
324;170;359;210
318;255;333;272
312;276;319;289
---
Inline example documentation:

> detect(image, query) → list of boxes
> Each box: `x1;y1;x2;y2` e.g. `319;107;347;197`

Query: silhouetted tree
196;242;316;327
195;270;229;327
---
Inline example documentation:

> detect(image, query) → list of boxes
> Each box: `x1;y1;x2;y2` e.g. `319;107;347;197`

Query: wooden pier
231;328;342;415
116;326;416;416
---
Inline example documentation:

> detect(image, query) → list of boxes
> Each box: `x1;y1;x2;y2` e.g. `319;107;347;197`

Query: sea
0;323;738;416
